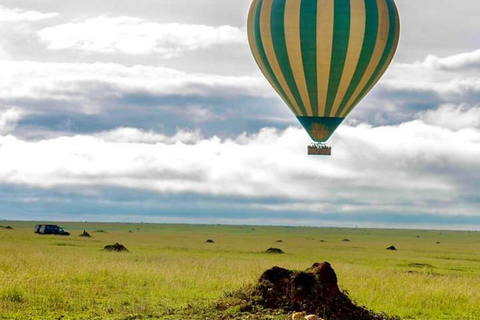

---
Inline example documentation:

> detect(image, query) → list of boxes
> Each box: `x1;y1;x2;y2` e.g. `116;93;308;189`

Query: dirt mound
79;230;91;237
218;262;400;320
265;248;284;254
386;245;397;251
104;243;129;252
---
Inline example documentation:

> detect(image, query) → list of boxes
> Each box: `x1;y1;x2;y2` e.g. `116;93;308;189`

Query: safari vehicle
34;224;70;236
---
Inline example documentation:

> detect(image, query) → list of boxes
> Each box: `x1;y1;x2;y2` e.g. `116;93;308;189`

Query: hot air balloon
247;0;400;155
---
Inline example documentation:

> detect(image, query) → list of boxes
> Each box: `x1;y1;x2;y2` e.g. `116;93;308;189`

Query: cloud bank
0;5;58;22
1;120;479;221
0;60;270;106
38;16;247;57
0;108;22;135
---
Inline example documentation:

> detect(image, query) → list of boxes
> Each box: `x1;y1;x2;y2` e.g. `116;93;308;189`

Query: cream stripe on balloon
260;0;302;116
247;1;266;85
340;0;390;118
344;4;400;117
329;0;366;117
284;0;313;116
247;0;292;110
316;0;334;117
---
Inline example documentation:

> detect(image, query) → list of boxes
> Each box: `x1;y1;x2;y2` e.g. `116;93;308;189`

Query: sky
0;0;480;229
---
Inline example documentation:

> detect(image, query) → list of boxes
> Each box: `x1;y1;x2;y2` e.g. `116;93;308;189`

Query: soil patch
217;262;400;320
104;243;129;252
265;248;284;254
408;263;434;268
54;243;77;247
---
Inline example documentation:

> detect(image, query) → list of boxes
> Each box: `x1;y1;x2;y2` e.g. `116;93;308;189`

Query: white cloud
383;50;480;95
38;16;247;57
176;105;228;123
0;60;271;114
422;104;480;131
424;50;480;71
0;5;58;22
0;108;23;135
0;121;479;216
95;127;203;144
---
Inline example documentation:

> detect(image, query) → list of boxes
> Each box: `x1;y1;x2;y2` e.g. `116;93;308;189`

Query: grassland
0;221;479;320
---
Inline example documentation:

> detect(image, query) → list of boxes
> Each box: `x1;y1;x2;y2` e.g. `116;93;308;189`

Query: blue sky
0;0;480;229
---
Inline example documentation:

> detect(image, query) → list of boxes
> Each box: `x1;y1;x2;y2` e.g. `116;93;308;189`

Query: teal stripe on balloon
334;0;378;117
253;0;295;111
300;0;318;116
345;0;398;115
324;0;351;117
270;0;308;116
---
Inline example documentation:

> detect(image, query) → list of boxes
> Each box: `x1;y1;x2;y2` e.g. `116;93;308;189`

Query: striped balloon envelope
247;0;400;143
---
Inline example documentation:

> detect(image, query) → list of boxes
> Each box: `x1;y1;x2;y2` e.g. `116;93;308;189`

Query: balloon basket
308;143;331;156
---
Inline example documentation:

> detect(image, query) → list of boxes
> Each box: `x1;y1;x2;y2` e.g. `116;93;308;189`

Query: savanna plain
0;221;479;320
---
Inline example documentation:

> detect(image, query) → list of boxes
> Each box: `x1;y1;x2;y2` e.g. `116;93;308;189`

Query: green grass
0;221;479;319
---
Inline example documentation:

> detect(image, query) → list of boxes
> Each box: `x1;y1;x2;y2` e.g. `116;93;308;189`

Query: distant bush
104;243;129;252
265;248;284;254
79;230;91;237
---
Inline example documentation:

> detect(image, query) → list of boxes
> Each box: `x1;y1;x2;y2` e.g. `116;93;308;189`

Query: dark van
34;224;70;236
